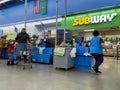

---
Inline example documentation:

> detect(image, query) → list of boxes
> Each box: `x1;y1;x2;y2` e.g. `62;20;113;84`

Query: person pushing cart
15;28;33;69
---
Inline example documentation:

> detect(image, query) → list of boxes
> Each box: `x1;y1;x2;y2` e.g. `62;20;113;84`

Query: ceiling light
84;29;94;32
0;0;11;4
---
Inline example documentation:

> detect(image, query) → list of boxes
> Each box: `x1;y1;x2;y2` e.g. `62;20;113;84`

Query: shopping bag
70;48;76;58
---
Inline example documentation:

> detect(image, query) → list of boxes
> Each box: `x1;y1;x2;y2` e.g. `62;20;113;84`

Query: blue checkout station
74;38;93;70
74;55;93;70
31;47;53;64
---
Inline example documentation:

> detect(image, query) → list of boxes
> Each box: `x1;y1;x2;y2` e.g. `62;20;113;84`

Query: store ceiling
0;0;25;8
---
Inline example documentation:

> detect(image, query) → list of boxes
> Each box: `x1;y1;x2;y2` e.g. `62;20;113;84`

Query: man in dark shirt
15;28;29;58
15;28;29;43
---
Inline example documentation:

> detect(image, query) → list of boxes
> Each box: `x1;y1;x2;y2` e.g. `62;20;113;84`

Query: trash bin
53;47;74;70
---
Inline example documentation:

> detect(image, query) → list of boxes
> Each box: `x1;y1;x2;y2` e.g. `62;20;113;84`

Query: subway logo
73;13;117;26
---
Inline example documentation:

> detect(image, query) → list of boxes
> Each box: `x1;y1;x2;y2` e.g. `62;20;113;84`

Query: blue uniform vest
90;36;103;54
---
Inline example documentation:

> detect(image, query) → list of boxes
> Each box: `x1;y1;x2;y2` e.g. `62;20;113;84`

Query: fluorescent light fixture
84;29;94;32
0;0;11;4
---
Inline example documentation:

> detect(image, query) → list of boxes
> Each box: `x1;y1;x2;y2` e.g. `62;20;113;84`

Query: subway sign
61;8;120;30
73;13;117;26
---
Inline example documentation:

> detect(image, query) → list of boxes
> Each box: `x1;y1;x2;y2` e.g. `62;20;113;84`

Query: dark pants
92;53;104;71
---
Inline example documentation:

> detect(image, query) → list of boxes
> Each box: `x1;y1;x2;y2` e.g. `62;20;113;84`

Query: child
7;40;16;65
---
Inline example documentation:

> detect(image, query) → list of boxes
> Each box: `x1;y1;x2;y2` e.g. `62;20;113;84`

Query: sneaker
91;67;97;73
96;71;102;74
11;61;15;65
7;61;10;65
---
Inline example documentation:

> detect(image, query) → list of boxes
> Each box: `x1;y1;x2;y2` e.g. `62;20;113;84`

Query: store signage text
73;13;117;26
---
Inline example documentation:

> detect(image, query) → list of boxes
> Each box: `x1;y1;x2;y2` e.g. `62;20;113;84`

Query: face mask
10;41;13;44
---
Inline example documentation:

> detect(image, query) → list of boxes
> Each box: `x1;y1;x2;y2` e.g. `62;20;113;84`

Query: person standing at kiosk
90;30;106;74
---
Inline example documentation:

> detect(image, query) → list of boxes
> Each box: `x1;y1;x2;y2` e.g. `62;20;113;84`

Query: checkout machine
74;37;93;70
32;39;53;64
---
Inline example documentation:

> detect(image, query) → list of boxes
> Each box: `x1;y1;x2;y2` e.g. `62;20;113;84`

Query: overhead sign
73;13;117;26
61;8;120;30
40;0;48;15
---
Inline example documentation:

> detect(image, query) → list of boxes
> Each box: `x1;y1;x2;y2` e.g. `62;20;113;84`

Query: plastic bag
70;48;76;58
39;47;45;54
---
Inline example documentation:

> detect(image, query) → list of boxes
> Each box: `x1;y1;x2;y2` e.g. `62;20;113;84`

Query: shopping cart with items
17;43;34;69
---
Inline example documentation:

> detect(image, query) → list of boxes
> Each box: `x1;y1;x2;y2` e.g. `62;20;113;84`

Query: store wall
0;0;120;26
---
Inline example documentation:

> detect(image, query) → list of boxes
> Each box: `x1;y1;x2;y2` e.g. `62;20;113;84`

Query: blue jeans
92;53;104;71
8;54;14;61
16;43;27;57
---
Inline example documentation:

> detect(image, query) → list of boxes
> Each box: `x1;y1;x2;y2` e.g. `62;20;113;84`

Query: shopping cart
17;43;34;69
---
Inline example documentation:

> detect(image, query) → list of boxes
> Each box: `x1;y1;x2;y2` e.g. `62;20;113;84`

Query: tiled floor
0;57;120;90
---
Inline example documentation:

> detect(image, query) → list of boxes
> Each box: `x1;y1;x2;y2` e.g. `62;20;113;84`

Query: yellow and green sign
61;8;120;30
4;33;17;40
